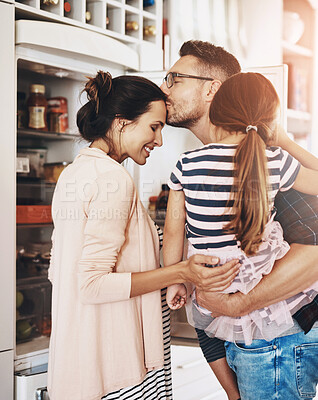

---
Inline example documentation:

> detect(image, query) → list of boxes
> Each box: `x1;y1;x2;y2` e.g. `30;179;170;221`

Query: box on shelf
16;205;52;224
287;63;308;112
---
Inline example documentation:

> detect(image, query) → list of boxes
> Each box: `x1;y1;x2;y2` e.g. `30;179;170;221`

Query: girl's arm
163;189;186;267
276;125;318;170
276;126;318;194
156;189;240;296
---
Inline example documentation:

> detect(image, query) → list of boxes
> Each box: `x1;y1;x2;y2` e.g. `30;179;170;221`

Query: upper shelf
282;41;313;58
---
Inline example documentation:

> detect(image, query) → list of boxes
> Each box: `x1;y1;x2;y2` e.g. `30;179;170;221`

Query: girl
165;71;318;370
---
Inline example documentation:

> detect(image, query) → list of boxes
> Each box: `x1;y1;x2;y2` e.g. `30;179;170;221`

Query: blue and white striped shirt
168;143;300;251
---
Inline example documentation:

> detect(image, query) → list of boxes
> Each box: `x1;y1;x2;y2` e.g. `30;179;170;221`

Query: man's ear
206;80;222;101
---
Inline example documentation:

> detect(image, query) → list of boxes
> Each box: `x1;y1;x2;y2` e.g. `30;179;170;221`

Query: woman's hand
166;283;187;310
181;255;240;292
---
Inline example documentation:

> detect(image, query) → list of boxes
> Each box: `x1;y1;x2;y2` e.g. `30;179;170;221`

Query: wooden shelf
287;108;311;121
282;40;313;57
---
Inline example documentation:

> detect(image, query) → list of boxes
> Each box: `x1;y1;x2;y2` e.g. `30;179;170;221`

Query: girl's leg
208;358;240;400
195;329;240;400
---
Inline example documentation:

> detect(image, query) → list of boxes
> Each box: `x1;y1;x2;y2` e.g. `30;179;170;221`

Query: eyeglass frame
163;72;215;88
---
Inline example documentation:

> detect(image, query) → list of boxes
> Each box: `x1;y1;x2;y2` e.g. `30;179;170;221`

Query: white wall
137;126;201;206
166;0;283;69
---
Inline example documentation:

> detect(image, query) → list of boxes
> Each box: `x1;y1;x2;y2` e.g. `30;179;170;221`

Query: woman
47;71;240;400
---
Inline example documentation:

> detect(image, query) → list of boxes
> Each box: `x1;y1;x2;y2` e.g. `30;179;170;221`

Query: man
161;40;318;400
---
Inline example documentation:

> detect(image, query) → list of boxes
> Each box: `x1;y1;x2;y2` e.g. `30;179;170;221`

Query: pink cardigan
47;147;164;400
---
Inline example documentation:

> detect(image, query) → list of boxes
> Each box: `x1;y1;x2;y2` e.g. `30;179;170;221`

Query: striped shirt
168;143;300;251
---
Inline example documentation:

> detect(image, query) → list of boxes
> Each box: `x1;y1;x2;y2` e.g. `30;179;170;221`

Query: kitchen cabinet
14;0;163;70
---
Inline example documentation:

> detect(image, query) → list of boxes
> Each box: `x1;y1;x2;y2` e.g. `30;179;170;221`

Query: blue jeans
225;327;318;400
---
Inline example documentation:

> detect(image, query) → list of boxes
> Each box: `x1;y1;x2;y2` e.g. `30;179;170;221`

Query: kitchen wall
137;0;284;207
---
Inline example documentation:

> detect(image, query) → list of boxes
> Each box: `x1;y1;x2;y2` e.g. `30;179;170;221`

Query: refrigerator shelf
18;128;80;141
16;223;53;229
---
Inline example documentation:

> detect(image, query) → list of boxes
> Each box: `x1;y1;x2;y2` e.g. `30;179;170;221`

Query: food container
16;205;52;224
47;97;68;133
17;148;47;179
27;84;48;131
44;161;69;182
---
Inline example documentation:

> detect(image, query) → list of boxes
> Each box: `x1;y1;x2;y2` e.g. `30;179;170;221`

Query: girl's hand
166;283;187;310
272;124;292;148
182;255;241;292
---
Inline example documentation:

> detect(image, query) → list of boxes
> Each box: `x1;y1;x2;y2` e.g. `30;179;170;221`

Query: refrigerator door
0;0;15;354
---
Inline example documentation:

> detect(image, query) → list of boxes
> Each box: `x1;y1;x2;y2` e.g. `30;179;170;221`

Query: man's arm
197;244;318;317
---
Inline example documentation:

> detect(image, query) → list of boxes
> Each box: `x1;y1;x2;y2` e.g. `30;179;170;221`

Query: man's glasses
163;72;215;89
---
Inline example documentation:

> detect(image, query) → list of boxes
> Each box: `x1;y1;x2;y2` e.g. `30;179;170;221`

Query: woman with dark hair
47;71;239;400
165;72;318;399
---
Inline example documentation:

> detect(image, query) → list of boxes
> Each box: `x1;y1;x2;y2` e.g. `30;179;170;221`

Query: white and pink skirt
186;220;318;345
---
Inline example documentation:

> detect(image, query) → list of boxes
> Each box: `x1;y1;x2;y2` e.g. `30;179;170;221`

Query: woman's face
120;100;166;165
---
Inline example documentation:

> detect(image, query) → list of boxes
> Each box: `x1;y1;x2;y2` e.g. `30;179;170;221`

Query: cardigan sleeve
78;169;134;305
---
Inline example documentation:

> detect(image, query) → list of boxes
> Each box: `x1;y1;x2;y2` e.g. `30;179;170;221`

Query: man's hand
195;289;248;317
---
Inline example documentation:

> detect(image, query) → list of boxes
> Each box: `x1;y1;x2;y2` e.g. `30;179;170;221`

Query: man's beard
166;106;201;130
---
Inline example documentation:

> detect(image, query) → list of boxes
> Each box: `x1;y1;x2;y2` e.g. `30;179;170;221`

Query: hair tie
246;125;257;133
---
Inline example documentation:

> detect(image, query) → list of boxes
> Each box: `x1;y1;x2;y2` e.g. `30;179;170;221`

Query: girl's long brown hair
209;72;280;255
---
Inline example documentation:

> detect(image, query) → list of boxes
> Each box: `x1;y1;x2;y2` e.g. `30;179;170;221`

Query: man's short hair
179;40;241;82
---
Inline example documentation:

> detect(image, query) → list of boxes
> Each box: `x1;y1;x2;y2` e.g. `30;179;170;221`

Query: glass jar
27;84;48;131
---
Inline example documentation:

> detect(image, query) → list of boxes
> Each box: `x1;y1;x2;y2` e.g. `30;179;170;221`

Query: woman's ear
115;118;128;132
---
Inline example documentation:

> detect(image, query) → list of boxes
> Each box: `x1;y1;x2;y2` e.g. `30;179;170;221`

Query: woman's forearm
130;255;240;298
130;263;185;297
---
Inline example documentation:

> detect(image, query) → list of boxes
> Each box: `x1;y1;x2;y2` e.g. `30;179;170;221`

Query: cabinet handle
36;387;49;400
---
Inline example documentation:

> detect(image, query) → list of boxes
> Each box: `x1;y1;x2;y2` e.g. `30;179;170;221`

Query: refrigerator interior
14;45;124;399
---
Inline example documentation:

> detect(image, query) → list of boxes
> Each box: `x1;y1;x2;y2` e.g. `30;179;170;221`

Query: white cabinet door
0;350;14;400
0;1;15;353
244;65;288;130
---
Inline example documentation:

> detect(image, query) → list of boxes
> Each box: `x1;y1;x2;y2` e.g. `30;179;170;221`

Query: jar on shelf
27;84;48;131
143;0;155;7
42;0;59;5
17;92;28;129
85;11;92;22
64;1;71;16
148;195;158;219
47;96;69;133
143;25;156;36
156;184;170;219
125;21;139;31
